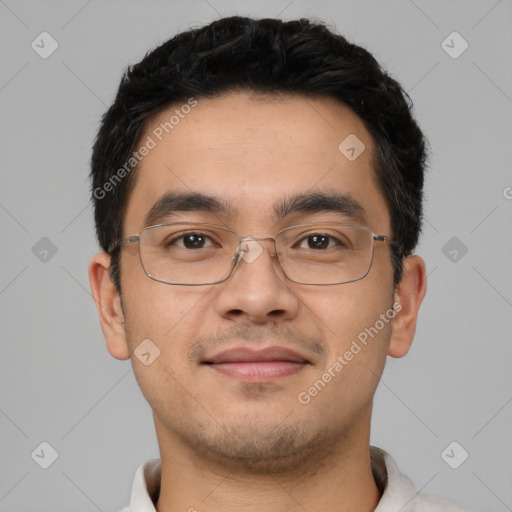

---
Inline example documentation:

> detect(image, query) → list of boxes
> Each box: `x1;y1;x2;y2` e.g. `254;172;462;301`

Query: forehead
123;92;390;234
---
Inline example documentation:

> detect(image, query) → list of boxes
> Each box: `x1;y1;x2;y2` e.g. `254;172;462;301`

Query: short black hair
90;15;428;293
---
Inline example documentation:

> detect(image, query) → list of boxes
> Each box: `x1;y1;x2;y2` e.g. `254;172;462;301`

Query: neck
154;410;381;512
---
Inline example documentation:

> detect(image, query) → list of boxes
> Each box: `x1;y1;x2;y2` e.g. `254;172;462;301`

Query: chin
184;417;340;476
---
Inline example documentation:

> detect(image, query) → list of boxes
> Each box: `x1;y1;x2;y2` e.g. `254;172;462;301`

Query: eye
296;233;343;250
167;232;217;249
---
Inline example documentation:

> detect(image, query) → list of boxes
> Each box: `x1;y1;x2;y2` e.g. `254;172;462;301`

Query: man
88;15;469;512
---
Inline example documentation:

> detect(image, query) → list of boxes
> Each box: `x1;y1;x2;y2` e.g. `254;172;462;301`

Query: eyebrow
143;190;368;227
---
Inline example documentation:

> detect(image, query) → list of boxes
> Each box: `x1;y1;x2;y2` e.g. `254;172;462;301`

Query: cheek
122;277;219;383
120;244;219;365
298;288;393;416
121;247;209;338
122;286;207;410
124;287;206;345
301;276;393;355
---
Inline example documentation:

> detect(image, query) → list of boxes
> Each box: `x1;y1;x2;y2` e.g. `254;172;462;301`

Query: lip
205;346;309;364
203;346;310;383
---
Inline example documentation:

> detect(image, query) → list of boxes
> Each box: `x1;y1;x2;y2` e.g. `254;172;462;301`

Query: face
102;92;403;472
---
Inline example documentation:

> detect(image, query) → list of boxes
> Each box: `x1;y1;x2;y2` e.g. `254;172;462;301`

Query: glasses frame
108;221;391;286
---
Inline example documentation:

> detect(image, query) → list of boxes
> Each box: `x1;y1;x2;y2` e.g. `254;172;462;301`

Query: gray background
0;0;511;510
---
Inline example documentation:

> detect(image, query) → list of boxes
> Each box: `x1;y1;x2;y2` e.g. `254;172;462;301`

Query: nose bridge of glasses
236;236;277;265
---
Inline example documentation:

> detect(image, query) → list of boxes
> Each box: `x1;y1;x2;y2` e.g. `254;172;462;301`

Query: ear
387;254;427;358
88;252;130;360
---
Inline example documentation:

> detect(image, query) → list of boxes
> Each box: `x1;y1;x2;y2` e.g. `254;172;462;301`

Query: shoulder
371;446;472;512
414;491;471;511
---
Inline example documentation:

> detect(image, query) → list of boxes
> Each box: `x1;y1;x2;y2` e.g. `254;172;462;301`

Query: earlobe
88;252;131;360
387;255;427;358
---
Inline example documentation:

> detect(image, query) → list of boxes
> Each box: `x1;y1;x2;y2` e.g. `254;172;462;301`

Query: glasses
108;222;390;286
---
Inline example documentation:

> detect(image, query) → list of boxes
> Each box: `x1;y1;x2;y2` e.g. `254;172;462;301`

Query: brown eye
296;234;342;250
166;233;216;249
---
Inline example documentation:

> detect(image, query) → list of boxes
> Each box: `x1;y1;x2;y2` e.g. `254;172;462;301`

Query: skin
89;92;426;512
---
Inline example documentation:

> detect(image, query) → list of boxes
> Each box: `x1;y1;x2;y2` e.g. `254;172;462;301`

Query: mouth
202;346;311;383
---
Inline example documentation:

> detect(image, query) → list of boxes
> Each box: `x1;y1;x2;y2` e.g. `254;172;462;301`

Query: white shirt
119;446;470;511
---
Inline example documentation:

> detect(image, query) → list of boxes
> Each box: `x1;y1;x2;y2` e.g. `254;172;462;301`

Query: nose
214;238;301;324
